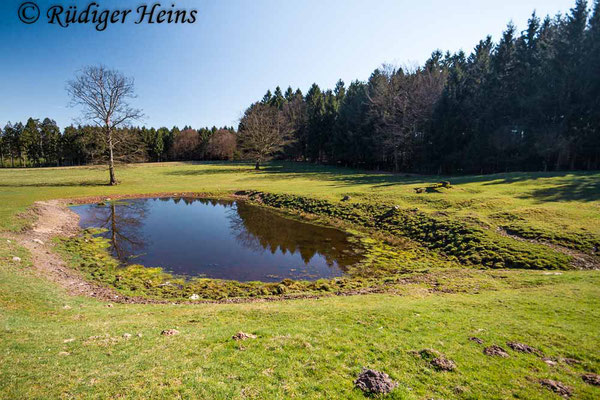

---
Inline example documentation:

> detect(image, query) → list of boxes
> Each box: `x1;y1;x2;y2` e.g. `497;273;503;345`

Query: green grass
1;162;599;398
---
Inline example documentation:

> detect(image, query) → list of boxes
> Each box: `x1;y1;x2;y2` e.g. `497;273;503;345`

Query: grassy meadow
0;162;599;399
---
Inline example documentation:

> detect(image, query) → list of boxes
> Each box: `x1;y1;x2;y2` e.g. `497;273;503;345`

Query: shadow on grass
520;177;600;203
0;181;109;187
161;162;600;195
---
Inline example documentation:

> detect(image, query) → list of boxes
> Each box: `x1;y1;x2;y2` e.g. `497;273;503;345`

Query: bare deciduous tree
238;103;294;169
368;64;446;171
206;129;237;160
67;65;143;185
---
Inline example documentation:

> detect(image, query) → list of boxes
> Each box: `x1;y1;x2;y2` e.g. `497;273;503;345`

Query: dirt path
8;200;125;302
497;227;600;270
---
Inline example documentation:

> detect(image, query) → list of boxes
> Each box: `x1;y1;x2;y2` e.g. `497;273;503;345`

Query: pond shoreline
10;194;396;304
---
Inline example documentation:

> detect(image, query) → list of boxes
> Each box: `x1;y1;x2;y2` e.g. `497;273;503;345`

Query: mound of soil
232;332;257;341
483;345;509;358
354;368;398;395
540;379;572;398
431;357;457;371
507;341;540;355
469;337;484;344
582;373;600;386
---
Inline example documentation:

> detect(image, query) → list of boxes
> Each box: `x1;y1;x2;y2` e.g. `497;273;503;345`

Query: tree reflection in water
227;201;362;272
73;197;364;281
79;200;150;263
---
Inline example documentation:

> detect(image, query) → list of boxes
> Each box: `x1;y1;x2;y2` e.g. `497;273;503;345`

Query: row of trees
0;120;237;168
238;0;600;173
3;0;598;177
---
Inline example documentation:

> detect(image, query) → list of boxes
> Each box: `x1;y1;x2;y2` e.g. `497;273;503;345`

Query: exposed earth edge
497;227;600;270
5;197;392;304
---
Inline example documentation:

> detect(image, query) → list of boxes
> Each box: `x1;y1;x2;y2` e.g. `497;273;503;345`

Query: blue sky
0;0;578;129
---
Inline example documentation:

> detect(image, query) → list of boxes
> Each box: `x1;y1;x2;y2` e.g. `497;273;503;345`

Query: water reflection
71;197;363;282
78;201;149;262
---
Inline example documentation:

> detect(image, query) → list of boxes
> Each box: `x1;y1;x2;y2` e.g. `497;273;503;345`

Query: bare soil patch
507;341;541;355
483;345;510;358
540;379;573;398
232;332;257;341
10;200;123;302
582;373;600;386
354;368;398;395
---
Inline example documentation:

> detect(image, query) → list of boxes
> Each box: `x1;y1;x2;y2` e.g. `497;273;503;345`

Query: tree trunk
107;127;118;185
255;161;260;170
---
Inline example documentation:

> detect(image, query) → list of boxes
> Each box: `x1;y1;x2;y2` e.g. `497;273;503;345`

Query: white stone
189;294;200;300
12;256;21;262
122;333;132;339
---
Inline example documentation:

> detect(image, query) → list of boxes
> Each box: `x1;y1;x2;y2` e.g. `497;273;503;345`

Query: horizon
1;0;579;130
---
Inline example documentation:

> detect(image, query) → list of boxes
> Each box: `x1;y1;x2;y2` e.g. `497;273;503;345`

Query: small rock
63;338;75;343
582;373;600;386
540;379;572;398
354;368;398;395
543;357;558;366
507;341;539;355
189;294;200;300
431;357;457;371
62;305;72;310
7;240;11;243
483;345;509;358
469;337;484;344
232;331;257;341
122;333;132;339
32;239;44;245
12;256;21;262
161;329;180;336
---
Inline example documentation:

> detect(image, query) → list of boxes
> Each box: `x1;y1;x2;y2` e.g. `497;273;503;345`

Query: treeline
239;0;600;173
0;119;237;167
3;1;599;174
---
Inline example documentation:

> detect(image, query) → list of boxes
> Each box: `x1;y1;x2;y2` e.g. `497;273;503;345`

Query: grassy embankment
0;162;599;399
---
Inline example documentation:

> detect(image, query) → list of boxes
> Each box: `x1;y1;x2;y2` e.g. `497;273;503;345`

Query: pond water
71;197;364;282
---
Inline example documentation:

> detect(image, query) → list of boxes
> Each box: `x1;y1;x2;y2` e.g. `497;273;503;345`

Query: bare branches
238;103;295;168
67;65;143;129
66;65;143;184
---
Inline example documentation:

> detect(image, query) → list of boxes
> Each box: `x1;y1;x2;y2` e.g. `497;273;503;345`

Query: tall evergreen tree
305;84;325;161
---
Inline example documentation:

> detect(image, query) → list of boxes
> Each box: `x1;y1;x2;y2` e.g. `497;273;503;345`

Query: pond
71;197;364;282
